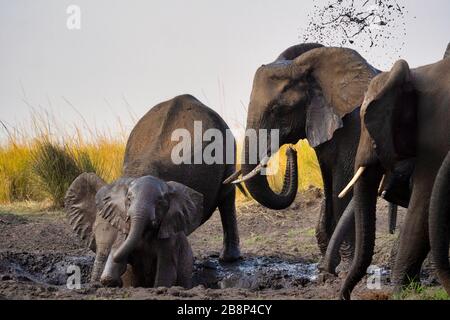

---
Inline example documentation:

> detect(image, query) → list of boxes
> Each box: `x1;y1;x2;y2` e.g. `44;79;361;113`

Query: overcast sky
1;0;449;140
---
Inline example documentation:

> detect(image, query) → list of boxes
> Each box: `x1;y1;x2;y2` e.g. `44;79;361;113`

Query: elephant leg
332;169;355;268
315;169;334;256
155;238;178;287
176;235;194;288
392;179;432;290
316;199;332;256
90;251;109;282
218;189;241;262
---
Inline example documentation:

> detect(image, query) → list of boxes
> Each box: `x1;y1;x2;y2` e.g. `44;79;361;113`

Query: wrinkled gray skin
339;45;450;299
65;95;241;287
230;44;404;271
66;174;200;287
429;151;450;295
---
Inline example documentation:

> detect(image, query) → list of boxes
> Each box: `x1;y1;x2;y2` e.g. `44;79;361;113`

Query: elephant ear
293;47;378;147
64;173;106;251
444;43;450;59
95;178;133;235
158;181;204;239
363;60;417;168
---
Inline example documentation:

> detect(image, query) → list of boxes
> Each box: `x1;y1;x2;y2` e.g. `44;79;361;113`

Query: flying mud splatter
301;0;409;66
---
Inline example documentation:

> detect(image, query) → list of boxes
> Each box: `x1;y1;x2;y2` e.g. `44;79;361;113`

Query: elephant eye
156;197;168;209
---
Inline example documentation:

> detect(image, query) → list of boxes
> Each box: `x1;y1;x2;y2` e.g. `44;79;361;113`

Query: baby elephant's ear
158;181;204;239
65;173;106;251
95;178;133;235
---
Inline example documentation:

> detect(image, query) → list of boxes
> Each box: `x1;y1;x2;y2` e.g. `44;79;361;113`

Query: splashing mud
301;0;409;65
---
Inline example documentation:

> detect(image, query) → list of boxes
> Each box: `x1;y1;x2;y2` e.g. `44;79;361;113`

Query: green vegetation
394;282;450;300
0;112;322;208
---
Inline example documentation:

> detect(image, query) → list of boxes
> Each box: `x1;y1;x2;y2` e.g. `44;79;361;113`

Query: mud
0;189;439;300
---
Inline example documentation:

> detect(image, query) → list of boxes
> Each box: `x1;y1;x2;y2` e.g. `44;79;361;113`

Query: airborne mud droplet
301;0;409;65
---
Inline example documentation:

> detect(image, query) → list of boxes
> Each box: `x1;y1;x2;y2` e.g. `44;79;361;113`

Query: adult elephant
429;151;450;295
65;95;241;285
226;43;401;269
338;45;450;299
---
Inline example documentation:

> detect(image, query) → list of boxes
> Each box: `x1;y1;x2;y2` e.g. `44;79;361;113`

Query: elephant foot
336;259;352;276
100;275;123;288
317;271;337;283
219;245;242;263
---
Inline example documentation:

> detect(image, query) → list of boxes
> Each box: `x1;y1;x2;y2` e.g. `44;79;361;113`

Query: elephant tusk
338;167;366;199
378;174;386;195
231;155;271;184
223;170;242;184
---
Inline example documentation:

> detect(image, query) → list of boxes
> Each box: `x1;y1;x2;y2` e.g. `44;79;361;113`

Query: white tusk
338;167;366;199
231;155;270;184
223;170;242;184
378;174;386;194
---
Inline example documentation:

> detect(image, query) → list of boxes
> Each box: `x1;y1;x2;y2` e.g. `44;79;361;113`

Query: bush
31;140;84;208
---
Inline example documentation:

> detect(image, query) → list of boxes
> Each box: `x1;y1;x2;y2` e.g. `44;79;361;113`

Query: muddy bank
1;189;438;300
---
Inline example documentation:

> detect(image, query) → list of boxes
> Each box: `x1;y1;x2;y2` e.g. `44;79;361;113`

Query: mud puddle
0;251;93;286
0;251;319;291
194;256;318;290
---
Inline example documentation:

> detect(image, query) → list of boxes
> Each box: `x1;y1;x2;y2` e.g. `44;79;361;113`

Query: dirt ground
0;189;441;300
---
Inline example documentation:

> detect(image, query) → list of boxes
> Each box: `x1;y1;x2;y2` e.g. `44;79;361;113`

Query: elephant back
122;94;235;217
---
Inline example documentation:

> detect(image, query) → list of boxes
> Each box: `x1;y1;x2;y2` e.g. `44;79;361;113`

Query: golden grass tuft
1;111;322;206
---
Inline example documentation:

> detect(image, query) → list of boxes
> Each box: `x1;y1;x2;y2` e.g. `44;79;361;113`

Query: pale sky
0;0;449;140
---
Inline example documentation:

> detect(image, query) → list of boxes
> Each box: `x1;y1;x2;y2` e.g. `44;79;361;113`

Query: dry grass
1;111;322;207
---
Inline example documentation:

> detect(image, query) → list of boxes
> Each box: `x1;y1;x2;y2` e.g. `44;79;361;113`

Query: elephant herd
65;43;450;299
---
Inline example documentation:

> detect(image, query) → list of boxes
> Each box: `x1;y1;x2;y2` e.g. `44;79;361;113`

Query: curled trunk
429;151;450;295
340;165;383;300
241;139;298;210
113;216;146;263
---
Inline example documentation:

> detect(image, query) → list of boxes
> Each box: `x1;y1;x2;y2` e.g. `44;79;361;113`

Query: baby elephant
65;173;203;288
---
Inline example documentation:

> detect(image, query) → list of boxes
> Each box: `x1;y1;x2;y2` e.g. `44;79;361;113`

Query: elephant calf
65;94;241;288
65;174;201;288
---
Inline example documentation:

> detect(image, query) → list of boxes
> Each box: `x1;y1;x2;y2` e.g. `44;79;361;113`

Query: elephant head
230;44;378;210
65;174;203;287
94;175;203;287
338;60;419;299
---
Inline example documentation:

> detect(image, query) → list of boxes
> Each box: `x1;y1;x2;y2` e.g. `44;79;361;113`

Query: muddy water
0;251;319;290
194;257;319;290
0;252;94;286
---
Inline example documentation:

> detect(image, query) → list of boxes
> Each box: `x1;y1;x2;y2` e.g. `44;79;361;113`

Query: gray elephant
338;44;450;299
66;174;199;287
429;151;450;295
65;94;241;287
225;44;406;271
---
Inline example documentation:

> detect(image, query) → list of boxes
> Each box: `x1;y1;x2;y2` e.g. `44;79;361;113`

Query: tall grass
0;111;322;207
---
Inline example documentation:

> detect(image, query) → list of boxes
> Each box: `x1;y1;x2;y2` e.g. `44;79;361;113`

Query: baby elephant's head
65;174;203;287
99;176;202;267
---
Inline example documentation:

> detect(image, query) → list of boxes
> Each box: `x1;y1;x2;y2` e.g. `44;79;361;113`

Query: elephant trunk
321;198;355;275
241;138;298;210
429;151;450;295
113;215;148;263
339;165;383;300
